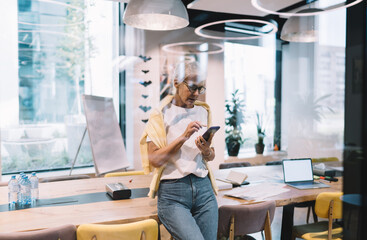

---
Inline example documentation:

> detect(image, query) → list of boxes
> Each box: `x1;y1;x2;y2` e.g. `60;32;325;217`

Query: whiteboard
82;95;129;175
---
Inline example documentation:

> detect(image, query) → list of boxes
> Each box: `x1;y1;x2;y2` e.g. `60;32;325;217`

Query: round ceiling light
194;19;277;40
161;42;224;55
251;0;363;17
123;0;189;31
280;8;322;42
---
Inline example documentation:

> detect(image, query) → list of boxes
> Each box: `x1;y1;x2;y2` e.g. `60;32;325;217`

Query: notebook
282;158;330;189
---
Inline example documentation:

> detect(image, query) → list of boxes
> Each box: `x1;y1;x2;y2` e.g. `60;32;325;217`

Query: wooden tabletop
0;174;157;232
0;165;342;233
215;165;342;207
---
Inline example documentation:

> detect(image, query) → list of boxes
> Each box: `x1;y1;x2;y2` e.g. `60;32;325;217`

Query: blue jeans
158;174;218;240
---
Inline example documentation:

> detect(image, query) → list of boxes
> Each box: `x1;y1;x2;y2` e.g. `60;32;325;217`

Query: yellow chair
104;171;145;178
292;192;343;240
77;219;159;240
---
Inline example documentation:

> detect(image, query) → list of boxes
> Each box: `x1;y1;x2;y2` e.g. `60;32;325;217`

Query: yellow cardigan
139;95;219;198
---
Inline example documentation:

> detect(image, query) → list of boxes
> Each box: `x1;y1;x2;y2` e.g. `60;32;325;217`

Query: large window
0;2;347;175
224;8;346;161
224;38;276;155
281;9;346;161
0;0;119;174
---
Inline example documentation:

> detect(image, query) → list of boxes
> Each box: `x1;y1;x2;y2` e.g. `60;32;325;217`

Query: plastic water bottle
8;176;19;208
17;172;24;182
30;172;39;202
20;175;31;206
17;174;25;206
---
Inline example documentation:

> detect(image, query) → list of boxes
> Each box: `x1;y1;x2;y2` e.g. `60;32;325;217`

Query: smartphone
202;126;220;141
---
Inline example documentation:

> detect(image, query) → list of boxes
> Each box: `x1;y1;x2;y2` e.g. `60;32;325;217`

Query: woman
140;62;218;240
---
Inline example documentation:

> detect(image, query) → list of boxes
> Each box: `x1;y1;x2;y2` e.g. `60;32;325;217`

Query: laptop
282;158;330;189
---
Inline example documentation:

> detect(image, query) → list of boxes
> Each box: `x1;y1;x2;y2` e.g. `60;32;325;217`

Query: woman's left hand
195;136;212;158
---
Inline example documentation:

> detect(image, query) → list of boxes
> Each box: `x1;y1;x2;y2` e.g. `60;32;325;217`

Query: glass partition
281;10;346;161
0;0;119;174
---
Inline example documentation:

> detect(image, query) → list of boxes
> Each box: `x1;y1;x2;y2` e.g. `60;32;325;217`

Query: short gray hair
173;61;206;84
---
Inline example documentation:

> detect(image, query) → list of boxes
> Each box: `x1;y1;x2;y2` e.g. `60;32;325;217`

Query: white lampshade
280;8;323;42
123;0;189;31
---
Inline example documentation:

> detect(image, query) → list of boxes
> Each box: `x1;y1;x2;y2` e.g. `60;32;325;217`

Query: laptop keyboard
289;182;317;185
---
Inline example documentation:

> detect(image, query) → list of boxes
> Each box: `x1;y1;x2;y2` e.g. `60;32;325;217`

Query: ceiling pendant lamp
280;8;323;43
123;0;189;31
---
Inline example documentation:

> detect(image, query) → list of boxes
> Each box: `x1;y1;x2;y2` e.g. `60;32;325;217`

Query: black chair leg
306;206;311;224
311;205;318;223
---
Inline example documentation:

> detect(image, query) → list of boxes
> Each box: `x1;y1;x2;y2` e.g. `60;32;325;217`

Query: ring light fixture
251;0;363;17
194;19;277;40
161;41;224;55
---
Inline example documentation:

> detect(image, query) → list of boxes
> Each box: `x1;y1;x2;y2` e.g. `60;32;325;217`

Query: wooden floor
160;207;316;240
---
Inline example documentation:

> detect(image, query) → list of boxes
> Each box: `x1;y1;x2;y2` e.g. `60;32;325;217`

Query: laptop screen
283;158;314;183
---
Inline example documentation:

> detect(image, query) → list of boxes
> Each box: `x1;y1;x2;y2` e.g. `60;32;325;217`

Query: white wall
0;0;19;128
0;0;19;180
205;52;225;170
125;27;148;170
87;1;120;114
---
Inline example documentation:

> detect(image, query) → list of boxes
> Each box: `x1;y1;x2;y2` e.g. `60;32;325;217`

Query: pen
319;176;338;182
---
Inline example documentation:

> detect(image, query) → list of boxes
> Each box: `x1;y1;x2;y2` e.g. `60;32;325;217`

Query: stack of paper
224;182;290;201
226;170;248;185
216;180;233;190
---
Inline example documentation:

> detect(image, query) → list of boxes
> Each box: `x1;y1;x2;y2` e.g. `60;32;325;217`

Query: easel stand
69;127;87;176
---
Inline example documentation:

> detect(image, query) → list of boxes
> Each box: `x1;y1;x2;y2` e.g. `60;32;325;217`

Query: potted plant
225;90;245;156
255;112;266;154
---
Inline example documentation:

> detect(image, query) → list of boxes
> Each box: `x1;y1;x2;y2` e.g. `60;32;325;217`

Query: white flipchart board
82;95;129;175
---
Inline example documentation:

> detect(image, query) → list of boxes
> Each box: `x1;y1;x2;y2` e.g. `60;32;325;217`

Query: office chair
77;219;159;240
296;156;340;225
0;224;76;240
292;192;343;240
218;201;276;240
219;162;251;169
104;170;145;177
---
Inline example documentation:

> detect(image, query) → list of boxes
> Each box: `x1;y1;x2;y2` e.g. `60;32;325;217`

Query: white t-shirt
149;103;209;180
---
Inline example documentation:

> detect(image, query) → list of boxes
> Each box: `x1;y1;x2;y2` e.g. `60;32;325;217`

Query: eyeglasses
182;81;206;94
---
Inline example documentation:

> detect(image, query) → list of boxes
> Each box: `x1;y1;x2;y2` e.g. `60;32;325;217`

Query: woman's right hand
182;121;203;140
148;121;204;168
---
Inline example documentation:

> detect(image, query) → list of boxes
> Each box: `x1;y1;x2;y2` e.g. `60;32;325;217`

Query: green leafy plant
225;90;246;156
256;112;266;145
290;93;335;134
